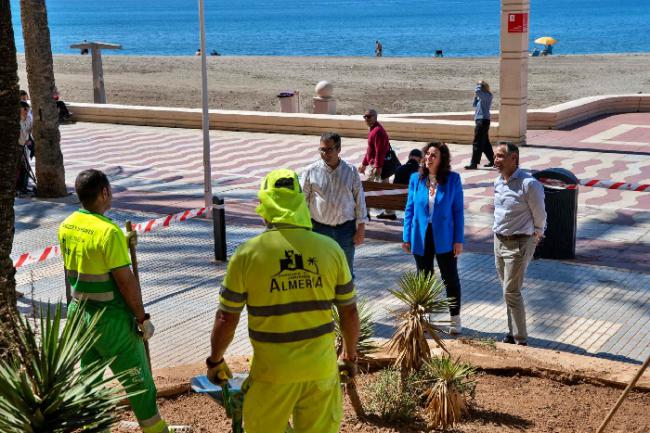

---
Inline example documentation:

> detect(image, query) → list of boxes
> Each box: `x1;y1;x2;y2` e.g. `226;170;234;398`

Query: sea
9;0;650;57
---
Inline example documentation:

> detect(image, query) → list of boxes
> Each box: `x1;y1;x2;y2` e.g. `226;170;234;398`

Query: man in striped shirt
301;132;368;276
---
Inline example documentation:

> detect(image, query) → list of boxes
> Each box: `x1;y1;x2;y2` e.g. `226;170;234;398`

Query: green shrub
363;367;418;423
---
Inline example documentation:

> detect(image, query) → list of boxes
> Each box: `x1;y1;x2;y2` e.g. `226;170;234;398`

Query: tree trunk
0;0;21;353
20;0;67;198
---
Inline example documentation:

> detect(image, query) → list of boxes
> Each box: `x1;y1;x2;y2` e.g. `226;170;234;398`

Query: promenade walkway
11;113;650;367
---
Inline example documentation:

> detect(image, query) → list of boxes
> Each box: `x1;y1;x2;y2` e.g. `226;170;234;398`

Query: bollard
212;196;227;261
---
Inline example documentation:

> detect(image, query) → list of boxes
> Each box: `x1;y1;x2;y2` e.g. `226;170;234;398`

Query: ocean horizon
9;0;650;57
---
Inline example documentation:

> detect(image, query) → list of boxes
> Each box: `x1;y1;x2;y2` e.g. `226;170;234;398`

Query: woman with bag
402;142;464;334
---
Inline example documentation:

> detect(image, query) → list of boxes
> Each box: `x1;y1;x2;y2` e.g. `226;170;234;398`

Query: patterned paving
11;114;650;367
12;200;649;366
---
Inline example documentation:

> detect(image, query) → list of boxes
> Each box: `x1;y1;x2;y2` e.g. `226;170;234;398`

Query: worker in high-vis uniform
59;169;183;433
206;168;361;433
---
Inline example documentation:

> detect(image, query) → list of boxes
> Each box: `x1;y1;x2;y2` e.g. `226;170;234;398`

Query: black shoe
516;341;528;346
502;334;515;344
376;212;397;221
484;162;495;168
464;165;478;170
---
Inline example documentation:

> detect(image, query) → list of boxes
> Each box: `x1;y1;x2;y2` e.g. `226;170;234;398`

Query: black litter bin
532;168;578;260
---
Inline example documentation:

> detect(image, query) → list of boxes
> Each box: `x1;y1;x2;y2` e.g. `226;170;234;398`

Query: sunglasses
319;147;337;154
363;114;374;119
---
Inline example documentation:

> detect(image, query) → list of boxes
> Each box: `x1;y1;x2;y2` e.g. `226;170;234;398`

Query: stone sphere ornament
315;81;334;98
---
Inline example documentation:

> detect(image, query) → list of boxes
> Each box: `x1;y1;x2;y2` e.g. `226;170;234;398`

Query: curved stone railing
67;94;648;144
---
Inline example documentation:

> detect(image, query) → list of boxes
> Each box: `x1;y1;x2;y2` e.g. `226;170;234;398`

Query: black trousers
471;119;494;165
413;224;462;316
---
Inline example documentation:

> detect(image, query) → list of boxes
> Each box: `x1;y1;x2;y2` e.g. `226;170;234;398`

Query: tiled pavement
11;114;650;367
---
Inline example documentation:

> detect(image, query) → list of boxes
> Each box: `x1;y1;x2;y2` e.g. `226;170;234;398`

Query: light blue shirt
493;169;547;236
473;87;492;120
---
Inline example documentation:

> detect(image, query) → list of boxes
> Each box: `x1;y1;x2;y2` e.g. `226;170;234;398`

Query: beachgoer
301;132;368;277
375;40;383;57
393;148;422;185
59;169;188;433
465;80;494;169
493;142;546;346
402;142;464;334
359;108;400;220
207;168;360;433
195;48;201;56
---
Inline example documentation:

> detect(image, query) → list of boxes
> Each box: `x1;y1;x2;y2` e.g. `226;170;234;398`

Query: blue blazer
402;171;464;255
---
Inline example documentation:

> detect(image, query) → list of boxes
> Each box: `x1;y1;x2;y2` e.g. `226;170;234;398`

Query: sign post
499;2;530;145
198;0;213;219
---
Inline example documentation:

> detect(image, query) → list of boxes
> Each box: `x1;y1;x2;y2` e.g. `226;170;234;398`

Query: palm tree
421;356;476;430
0;0;22;353
20;0;67;198
0;303;135;432
387;271;451;377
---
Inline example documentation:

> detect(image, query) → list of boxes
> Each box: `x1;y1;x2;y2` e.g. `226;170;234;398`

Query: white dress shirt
300;159;368;226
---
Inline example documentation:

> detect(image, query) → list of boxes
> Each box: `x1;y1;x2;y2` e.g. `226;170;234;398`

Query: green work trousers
68;301;161;427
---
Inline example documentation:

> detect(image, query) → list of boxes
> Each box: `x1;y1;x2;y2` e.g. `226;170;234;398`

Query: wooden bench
362;181;408;211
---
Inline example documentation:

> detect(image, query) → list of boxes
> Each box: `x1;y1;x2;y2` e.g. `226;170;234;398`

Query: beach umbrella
535;36;557;46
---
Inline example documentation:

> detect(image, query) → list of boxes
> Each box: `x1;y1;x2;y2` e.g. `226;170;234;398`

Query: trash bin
532;168;578;260
277;90;300;113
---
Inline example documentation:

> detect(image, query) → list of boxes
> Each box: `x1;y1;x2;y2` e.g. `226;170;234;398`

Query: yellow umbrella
535;36;557;46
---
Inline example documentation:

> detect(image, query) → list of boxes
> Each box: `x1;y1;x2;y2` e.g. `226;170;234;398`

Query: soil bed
113;369;649;432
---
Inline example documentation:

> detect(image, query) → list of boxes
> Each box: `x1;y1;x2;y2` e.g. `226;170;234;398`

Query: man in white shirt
301;132;368;276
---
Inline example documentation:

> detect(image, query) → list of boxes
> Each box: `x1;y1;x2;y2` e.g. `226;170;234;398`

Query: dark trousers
471;119;494;165
16;146;30;193
312;219;356;277
413;224;461;316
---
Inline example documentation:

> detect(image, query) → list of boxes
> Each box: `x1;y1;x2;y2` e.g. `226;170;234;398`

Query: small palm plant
0;303;137;433
421;355;476;430
333;298;378;359
387;271;450;376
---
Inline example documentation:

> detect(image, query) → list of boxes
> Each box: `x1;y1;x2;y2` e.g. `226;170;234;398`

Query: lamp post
198;0;213;218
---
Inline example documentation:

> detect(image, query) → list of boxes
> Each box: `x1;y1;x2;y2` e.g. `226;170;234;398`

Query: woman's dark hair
419;141;451;184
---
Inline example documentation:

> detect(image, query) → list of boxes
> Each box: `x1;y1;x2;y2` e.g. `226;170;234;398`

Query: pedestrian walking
301;132;368;276
358;108;400;220
465;80;495;169
402;142;464;334
58;169;184;433
375;40;383;57
492;142;546;346
206;168;360;433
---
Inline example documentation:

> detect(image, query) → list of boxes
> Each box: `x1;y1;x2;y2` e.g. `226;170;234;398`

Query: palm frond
333;298;378;358
388;271;451;375
0;303;141;433
421;355;476;429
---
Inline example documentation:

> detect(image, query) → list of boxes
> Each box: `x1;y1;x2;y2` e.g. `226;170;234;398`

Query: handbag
381;147;401;179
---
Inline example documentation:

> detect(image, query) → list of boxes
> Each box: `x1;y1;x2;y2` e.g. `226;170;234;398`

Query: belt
312;219;355;228
495;233;531;241
72;290;114;302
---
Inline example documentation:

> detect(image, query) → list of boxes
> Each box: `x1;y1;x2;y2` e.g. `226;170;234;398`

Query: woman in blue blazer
402;142;464;333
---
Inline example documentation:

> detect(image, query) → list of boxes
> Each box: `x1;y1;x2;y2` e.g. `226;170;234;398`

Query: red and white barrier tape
13;205;222;270
538;177;650;192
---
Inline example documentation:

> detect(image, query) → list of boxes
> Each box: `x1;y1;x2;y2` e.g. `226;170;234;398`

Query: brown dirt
17;53;650;115
112;369;650;433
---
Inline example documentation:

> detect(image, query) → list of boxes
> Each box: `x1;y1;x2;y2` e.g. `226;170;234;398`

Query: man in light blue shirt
493;142;546;346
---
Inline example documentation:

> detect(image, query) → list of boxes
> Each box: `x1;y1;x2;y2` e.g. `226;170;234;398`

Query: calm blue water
9;0;650;56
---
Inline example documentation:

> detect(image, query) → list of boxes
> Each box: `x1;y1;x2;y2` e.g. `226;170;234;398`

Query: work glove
137;314;155;340
338;359;358;383
206;357;233;386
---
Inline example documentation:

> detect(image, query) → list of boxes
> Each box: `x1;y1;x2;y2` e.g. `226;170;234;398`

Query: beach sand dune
18;54;649;114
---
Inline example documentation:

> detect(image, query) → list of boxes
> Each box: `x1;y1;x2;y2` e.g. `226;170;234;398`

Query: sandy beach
17;53;649;114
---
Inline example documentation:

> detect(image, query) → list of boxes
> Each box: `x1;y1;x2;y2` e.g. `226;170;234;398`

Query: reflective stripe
67;270;111;282
335;280;354;295
220;286;247;303
249;321;335;343
247;300;333;317
72;290;114;302
334;295;357;307
139;413;163;428
219;303;244;314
